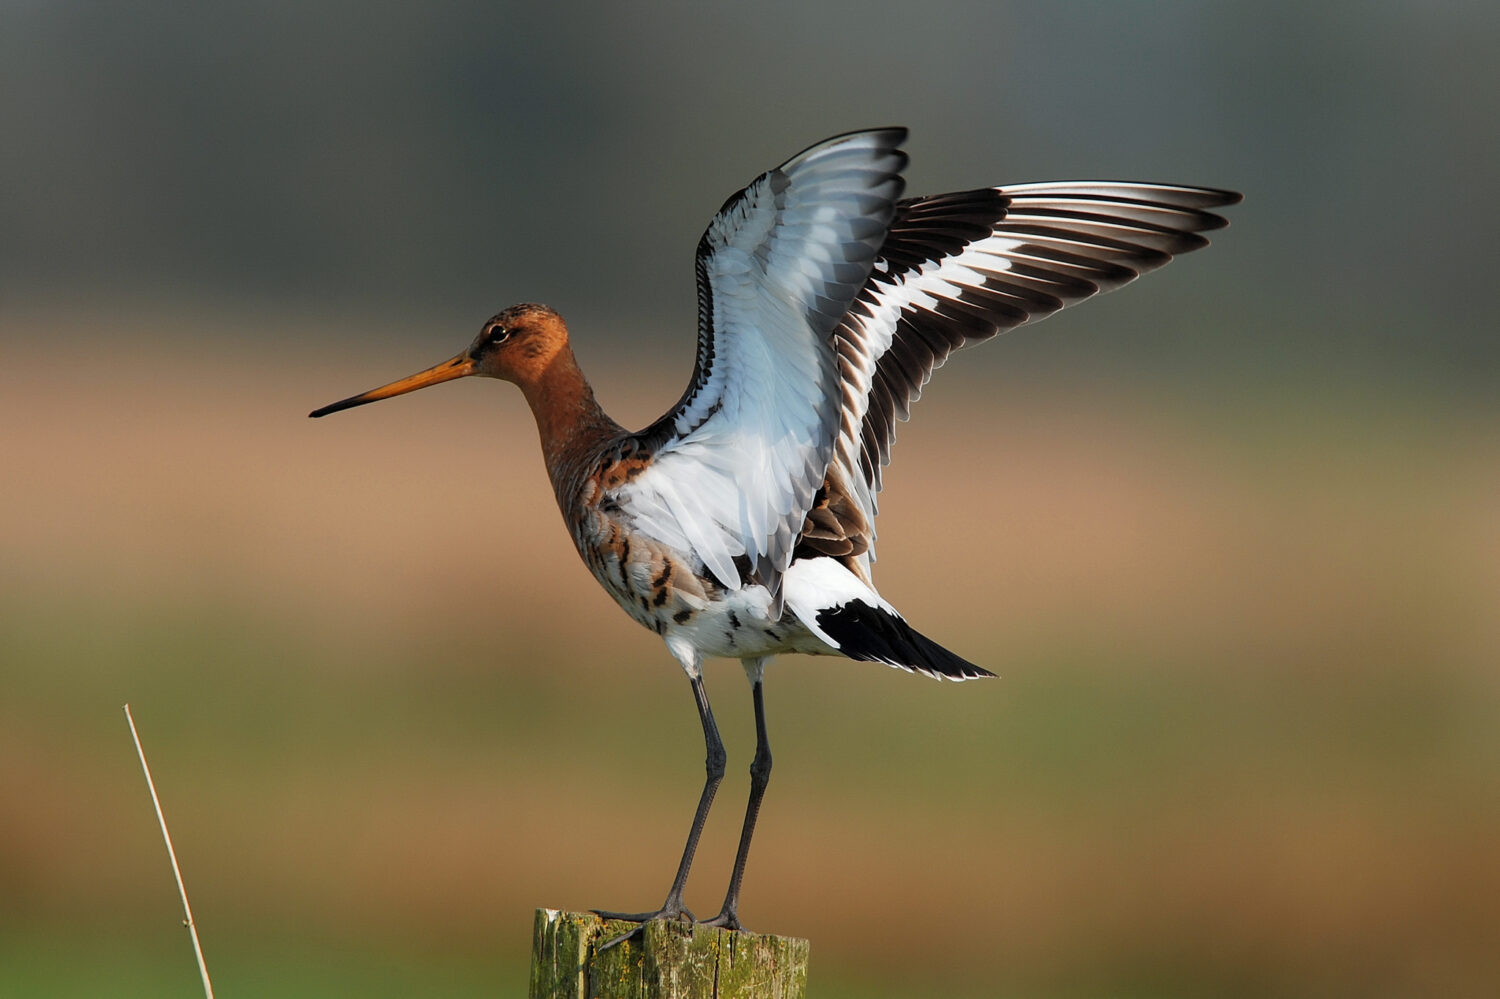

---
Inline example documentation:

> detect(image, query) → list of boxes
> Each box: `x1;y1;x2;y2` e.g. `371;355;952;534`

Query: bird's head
309;303;569;418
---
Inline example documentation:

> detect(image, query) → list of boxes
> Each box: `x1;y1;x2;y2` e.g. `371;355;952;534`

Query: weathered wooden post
529;909;809;999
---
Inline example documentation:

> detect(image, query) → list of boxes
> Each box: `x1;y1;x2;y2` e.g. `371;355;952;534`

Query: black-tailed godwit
311;128;1238;930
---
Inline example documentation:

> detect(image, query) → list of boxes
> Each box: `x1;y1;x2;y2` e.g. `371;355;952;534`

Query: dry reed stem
124;703;215;999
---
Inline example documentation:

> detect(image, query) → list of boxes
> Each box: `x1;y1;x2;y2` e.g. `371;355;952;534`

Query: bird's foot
593;902;697;924
592;902;697;952
698;909;741;931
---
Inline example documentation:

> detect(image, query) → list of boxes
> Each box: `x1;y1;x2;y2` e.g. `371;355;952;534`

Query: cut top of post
528;909;809;999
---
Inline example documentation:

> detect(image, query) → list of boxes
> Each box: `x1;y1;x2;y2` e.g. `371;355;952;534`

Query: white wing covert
622;129;909;599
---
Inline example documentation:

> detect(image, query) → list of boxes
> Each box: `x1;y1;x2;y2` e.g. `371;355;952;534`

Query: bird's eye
487;326;510;344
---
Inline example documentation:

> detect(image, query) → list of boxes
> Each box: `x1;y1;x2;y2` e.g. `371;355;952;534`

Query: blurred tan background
3;4;1498;998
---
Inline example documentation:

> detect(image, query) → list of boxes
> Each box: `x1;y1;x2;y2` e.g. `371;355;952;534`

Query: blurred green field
3;314;1498;998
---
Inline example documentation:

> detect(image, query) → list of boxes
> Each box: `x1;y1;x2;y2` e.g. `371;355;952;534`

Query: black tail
815;600;995;680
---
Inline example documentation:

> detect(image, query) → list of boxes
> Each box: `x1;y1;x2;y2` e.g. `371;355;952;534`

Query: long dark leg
703;676;772;930
596;674;726;924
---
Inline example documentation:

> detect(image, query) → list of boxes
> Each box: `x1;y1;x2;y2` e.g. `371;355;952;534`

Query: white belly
666;583;835;661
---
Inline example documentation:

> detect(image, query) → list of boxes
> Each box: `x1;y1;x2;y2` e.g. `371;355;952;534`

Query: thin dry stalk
124;703;215;999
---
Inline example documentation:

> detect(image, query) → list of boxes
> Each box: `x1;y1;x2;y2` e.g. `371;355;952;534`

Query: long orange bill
309;352;476;418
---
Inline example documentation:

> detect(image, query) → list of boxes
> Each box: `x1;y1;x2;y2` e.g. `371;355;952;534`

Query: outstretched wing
621;128;909;598
806;181;1242;575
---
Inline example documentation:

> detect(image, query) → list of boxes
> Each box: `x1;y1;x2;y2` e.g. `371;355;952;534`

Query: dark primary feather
802;180;1240;570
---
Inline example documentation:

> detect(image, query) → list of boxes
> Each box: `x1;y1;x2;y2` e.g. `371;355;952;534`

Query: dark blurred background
3;4;1497;998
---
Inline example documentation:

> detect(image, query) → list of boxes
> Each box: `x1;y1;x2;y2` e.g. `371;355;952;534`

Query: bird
310;127;1238;932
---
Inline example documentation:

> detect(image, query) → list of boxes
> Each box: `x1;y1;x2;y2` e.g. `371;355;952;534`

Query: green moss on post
529;909;809;999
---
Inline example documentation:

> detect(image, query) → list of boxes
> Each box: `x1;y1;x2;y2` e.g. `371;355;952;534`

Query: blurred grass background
3;3;1498;998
